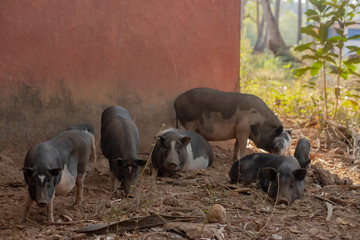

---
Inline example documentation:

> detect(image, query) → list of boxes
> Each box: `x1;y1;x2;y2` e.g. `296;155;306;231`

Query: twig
86;186;112;195
252;173;281;239
24;217;41;226
313;195;339;206
220;184;251;196
331;125;353;148
334;185;360;189
127;124;166;198
44;220;89;225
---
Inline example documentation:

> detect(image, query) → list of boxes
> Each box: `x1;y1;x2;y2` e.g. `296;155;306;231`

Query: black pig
101;106;146;195
20;130;93;223
294;138;311;169
229;153;307;205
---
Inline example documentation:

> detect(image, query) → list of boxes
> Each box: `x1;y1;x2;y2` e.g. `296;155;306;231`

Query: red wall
0;0;240;151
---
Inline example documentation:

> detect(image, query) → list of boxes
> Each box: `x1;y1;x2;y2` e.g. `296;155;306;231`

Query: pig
229;153;307;205
270;130;292;155
152;128;213;176
100;106;146;195
174;88;283;161
294;138;311;169
67;123;96;162
20;130;93;223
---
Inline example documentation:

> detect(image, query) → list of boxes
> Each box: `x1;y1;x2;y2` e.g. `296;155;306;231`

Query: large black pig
100;106;146;195
174;88;283;161
20;130;93;223
229;153;307;205
152;128;213;176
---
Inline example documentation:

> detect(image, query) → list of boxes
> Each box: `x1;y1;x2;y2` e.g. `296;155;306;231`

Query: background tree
261;0;288;55
297;0;302;44
275;0;281;25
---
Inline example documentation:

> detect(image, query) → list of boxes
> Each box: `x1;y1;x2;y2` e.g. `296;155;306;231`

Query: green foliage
294;0;360;120
240;50;360;126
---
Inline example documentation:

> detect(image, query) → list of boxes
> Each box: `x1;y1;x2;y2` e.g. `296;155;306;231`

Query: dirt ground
0;118;359;239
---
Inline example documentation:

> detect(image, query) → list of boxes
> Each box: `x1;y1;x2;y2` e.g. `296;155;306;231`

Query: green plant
295;0;360;120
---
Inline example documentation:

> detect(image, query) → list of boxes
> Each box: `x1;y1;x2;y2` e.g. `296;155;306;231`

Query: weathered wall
0;0;240;153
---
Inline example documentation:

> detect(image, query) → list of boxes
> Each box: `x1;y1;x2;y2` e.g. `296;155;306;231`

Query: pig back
174;88;283;151
101;106;139;161
49;130;92;175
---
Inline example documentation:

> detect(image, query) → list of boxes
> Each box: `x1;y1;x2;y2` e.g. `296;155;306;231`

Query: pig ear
22;167;34;176
262;167;277;181
303;159;311;168
293;169;307;181
275;125;283;135
136;159;148;166
156;136;165;144
49;168;62;176
181;137;191;146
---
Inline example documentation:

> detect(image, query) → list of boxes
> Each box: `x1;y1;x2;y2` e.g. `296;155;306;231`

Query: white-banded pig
67;123;96;162
100;106;146;195
270;130;292;155
294;138;311;169
229;153;307;205
20;130;94;223
152;128;213;176
174;88;283;161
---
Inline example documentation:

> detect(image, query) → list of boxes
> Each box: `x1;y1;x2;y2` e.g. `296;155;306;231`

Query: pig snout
164;149;180;170
166;162;178;170
37;202;47;208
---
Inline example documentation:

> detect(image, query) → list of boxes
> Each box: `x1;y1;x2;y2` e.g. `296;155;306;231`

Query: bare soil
0;118;359;239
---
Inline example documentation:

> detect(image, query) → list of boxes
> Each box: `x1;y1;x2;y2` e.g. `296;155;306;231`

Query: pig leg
233;134;248;161
18;193;33;223
74;173;85;205
110;171;119;192
233;140;240;161
46;194;55;222
89;134;97;163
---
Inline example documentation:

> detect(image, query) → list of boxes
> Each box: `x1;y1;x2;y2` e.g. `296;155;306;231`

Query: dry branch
313;195;339;206
75;214;202;235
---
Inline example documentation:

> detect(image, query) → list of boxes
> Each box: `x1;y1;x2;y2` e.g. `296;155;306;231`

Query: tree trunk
240;0;247;33
254;12;267;52
256;0;260;35
261;0;288;55
275;0;280;26
297;0;302;44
